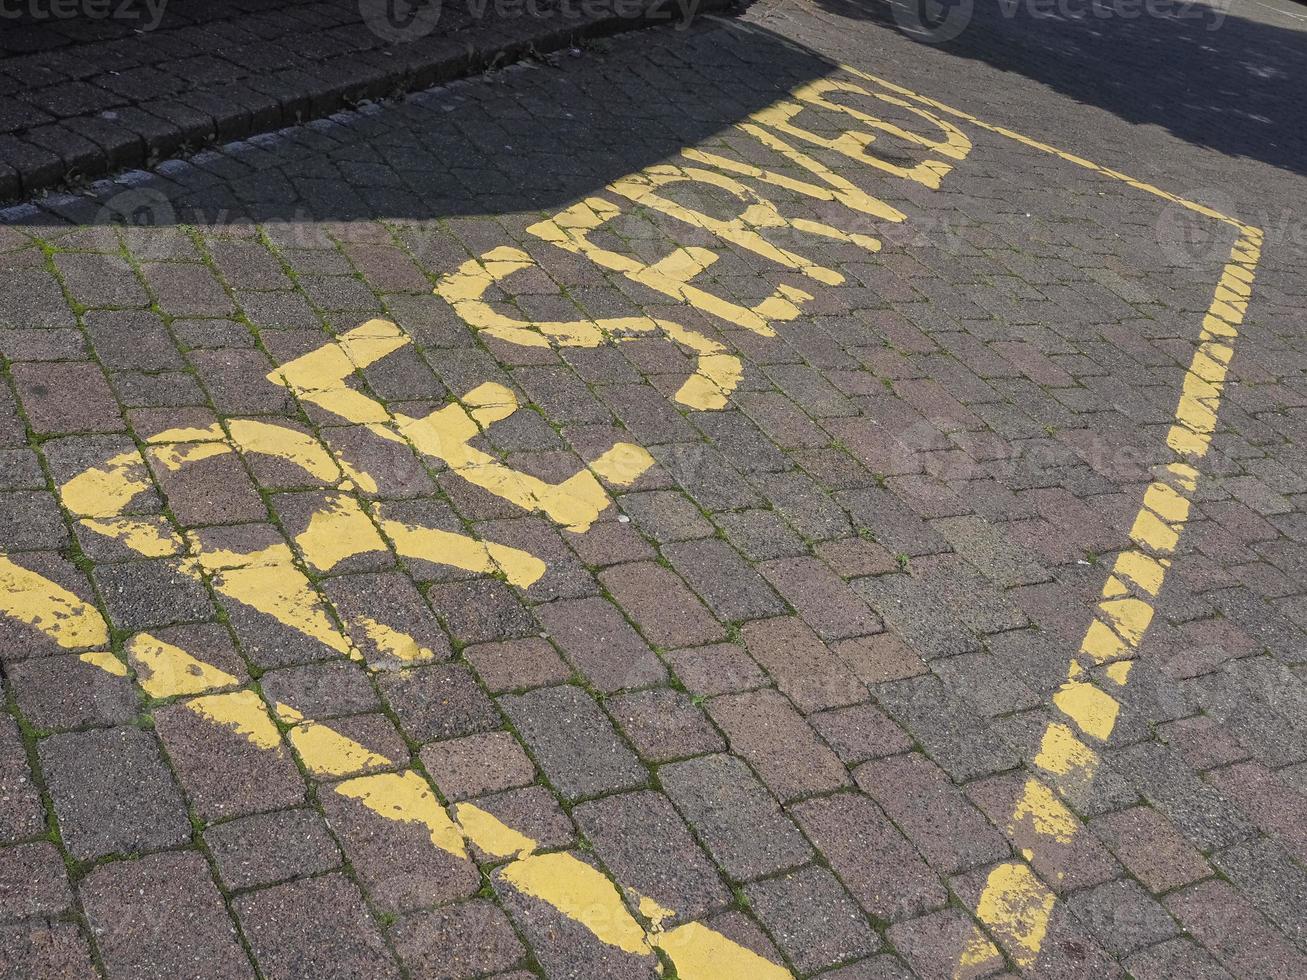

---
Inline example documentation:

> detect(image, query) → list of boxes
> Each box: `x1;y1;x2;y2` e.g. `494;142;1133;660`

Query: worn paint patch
333;771;467;859
1009;777;1081;846
455;802;537;860
380;517;545;588
1033;723;1100;799
974;862;1057;970
79;651;127;677
1052;681;1120;743
212;564;355;658
500;852;651;957
289;721;392;777
355;616;438;664
128;632;239;698
655;921;792;980
187;690;282;750
59;450;153;517
0;555;109;650
295;494;387;572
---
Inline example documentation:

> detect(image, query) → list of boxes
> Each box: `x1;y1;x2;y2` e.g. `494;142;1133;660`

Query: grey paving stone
1065;878;1180;957
659;754;812;882
707;688;851;802
874;674;1019;781
535;596;666;692
80;851;253;980
391;900;526;980
573;790;730;923
500;685;646;801
606;688;725;763
0;922;97;979
747;864;881;973
855;753;1010;876
39;727;191;860
663;537;787;623
790;791;948;922
236;872;402;980
0;841;72;920
378;663;501;743
204;807;342;891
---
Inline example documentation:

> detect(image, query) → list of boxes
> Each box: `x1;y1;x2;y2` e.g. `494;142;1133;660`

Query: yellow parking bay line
839;63;1263;975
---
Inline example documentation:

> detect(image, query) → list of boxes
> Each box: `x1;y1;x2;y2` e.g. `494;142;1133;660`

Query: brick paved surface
0;0;714;202
1;0;1307;977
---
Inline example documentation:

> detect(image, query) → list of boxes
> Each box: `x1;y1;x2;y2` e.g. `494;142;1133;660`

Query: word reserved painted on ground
1;65;976;980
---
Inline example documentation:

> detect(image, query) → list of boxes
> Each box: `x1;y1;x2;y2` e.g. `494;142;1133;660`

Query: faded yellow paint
58;448;185;557
436;245;743;411
528;197;804;336
289;721;392;777
380;517;545;588
682;143;904;223
80;516;182;558
1052;681;1120;742
638;894;675;931
149;440;230;472
588;442;657;487
747;75;970;190
334;771;467;859
973;863;1057;970
1112;550;1168;597
953;929;1003;980
355;617;438;664
1143;482;1190;524
1010;777;1081;845
500;852;651;957
950;216;1261;976
128;632;239;698
607;164;877;284
1130;507;1180;554
188;538;294;574
1167;423;1210;457
1104;661;1133;686
268;319;409;424
227;418;358;489
1033;723;1100;791
455;802;537;859
59;449;153;517
655;921;793;980
273;701;304;724
1098;596;1154;645
211;564;354;657
79;651;126;677
1079;617;1127;664
187;690;282;750
295;494;387;572
73;624;794;977
0;555;109;650
272;324;639;535
397;383;625;533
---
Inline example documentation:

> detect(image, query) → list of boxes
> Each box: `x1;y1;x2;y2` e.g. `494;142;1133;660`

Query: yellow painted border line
838;64;1264;974
0;562;788;979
